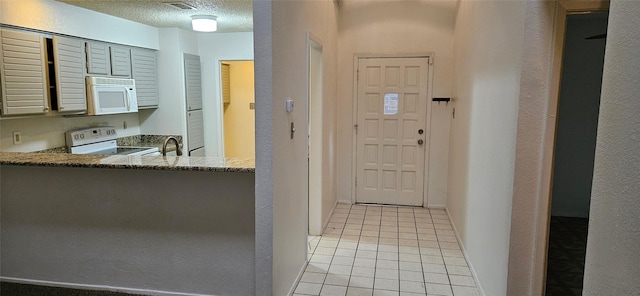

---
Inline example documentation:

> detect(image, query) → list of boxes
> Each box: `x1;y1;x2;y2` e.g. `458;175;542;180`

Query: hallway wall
336;0;456;207
254;1;339;294
448;2;526;295
583;1;640;294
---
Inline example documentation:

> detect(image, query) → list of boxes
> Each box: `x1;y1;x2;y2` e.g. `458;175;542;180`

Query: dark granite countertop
0;152;255;173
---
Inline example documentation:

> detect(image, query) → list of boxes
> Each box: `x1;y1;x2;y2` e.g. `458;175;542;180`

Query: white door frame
533;1;609;293
307;31;324;236
219;59;255;158
350;53;435;207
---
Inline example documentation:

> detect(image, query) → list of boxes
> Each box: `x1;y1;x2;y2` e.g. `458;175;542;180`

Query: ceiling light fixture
191;15;217;32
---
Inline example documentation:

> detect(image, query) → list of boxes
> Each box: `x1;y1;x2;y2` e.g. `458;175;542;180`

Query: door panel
355;57;429;206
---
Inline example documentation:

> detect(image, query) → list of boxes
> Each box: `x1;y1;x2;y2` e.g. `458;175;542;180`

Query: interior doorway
307;34;324;237
544;11;608;296
221;60;255;159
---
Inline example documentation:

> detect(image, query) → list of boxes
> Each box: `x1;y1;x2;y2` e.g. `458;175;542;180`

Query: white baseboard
321;199;339;234
0;277;213;296
287;261;308;296
427;205;446;210
443;208;487;296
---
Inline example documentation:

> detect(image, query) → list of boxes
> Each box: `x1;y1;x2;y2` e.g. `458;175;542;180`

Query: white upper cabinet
184;54;202;111
131;48;159;108
85;41;131;78
52;35;86;113
85;41;110;75
110;45;131;77
0;29;49;116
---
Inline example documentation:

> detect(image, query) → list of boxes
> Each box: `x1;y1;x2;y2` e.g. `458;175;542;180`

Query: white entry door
355;57;429;206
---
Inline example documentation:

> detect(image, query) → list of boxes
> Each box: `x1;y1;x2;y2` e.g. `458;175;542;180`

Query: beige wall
448;1;526;295
583;1;640;294
254;0;339;294
336;0;456;207
223;61;255;159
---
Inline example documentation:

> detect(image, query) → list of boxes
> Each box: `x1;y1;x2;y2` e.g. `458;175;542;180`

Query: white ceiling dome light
191;15;218;32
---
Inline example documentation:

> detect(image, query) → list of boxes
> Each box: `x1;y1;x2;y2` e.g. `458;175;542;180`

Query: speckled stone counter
0;152;254;173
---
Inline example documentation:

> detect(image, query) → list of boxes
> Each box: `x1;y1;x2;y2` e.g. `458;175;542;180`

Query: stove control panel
66;126;118;147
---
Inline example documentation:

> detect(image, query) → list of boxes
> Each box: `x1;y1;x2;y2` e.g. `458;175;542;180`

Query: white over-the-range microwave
86;76;138;115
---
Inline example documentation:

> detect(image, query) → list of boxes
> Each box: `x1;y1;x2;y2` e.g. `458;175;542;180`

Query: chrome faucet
162;136;183;156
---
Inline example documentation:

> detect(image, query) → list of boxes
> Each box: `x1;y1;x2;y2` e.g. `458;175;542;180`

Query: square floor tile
295;282;322;295
338;242;359;250
399;270;423;282
374;278;400;291
424;272;450;285
418;240;440;248
354;257;377;268
399;292;426;296
447;266;472;276
451;285;479;296
325;273;350;286
306;262;330;273
336;248;357;257
419;247;441;256
301;272;326;284
439;242;461;250
399;233;418;240
321;284;348;296
441;249;464;258
374;268;399;280
333;256;355;266
379;238;399;246
358;243;378;251
449;275;475;287
420;255;444;264
362;230;380;237
444;257;468;267
399;261;422;272
438;235;458;243
352;266;375;278
350;276;375;289
377;259;399;270
377;251;398;261
356;250;378;259
422;263;447;274
400;280;426;293
373;289;400;296
311;254;333;264
426;283;453;296
315;247;337;256
329;264;353;275
347;287;373;296
378;245;399;253
399;253;421;263
399;246;420;254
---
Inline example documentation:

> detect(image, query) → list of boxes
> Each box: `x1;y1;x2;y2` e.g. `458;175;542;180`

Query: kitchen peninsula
0;153;256;295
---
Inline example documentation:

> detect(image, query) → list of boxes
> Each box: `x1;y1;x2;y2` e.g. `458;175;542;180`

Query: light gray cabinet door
52;35;86;113
131;48;158;108
183;54;202;111
85;41;110;75
0;29;49;115
110;45;131;77
187;109;204;152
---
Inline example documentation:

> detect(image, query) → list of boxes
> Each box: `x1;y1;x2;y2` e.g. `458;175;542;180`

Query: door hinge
354;124;358;134
355;177;357;187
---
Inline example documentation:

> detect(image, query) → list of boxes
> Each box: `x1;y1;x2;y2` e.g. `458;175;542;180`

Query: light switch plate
285;99;294;112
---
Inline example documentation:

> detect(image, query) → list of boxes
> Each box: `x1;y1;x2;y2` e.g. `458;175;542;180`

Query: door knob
418;129;424;135
418;139;424;145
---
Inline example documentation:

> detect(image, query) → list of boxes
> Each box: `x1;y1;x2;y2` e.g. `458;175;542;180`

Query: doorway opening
308;34;324;239
221;60;255;159
544;11;608;296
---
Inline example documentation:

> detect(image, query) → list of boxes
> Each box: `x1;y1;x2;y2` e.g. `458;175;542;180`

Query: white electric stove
66;126;160;156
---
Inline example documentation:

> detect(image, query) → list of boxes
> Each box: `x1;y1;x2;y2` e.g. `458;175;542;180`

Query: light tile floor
294;204;480;296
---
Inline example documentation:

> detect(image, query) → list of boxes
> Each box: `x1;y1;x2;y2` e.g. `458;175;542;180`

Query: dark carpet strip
545;216;589;296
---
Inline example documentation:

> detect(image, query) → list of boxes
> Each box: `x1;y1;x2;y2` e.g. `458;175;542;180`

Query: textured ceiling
57;0;253;32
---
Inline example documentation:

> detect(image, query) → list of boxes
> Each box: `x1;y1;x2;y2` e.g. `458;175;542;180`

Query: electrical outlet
12;131;22;145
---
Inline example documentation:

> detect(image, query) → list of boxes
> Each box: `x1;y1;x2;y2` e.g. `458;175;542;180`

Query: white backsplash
0;113;141;152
